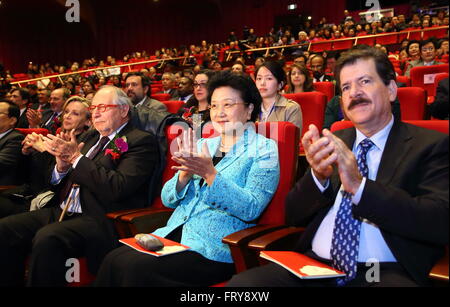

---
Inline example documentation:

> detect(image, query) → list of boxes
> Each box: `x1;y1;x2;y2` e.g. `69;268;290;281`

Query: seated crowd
0;8;448;287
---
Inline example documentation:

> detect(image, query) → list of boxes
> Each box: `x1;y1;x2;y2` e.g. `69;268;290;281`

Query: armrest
0;185;18;192
106;207;150;221
248;227;305;267
248;226;305;251
222;224;287;273
118;208;174;236
429;245;449;284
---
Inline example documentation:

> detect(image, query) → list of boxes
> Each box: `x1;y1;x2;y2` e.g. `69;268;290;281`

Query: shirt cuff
51;166;69;185
352;177;366;205
311;171;330;193
71;154;85;169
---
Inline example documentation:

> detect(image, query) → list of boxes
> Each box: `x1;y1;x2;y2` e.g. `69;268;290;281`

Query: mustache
348;97;371;110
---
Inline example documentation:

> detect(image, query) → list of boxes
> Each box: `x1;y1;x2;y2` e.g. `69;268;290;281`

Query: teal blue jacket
154;126;280;263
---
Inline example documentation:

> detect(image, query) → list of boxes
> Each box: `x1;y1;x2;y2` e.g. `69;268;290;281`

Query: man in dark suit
0;100;24;185
404;39;445;77
124;71;167;113
228;47;448;287
430;77;449;120
9;88;31;128
310;54;335;83
158;72;179;99
0;86;159;286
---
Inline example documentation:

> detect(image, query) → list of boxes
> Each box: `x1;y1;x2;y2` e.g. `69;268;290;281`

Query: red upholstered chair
15;128;49;136
312;82;335;103
410;64;449;104
249;120;449;285
428;73;449;104
310;41;332;52
422;27;449;40
283;92;327;154
375;33;398;45
115;122;300;276
151;93;171;101
356;36;375;46
396;87;427;120
162;100;184;114
332;39;353;51
396;75;411;87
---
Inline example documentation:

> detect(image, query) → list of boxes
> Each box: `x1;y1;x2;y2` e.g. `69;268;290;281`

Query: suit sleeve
353;135;449;246
430;78;449;120
0;134;24;172
71;131;158;206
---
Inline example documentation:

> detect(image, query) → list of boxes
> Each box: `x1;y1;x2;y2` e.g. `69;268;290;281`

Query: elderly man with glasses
0;86;159;286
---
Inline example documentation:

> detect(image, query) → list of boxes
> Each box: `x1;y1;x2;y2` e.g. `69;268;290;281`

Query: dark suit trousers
227;251;419;287
0;206;109;286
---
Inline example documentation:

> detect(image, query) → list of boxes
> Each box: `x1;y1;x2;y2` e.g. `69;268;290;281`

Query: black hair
0;99;20;121
254;61;286;86
207;70;262;122
406;40;421;56
334;46;396;89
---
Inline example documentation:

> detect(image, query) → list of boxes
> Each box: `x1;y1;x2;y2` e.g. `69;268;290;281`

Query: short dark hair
420;38;437;50
0;99;20;121
207;70;262;122
255;61;286;86
13;88;30;102
334;46;396;90
125;72;151;89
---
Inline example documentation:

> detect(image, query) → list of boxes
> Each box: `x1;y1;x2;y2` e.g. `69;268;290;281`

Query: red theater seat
162;100;184;114
151;93;171;101
410;64;449;104
312;82;335;103
397;87;427;120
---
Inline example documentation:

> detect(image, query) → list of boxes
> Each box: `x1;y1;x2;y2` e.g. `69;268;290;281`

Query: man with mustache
228;46;448;287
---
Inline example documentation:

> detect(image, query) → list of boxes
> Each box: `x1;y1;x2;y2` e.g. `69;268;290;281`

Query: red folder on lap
120;234;190;257
260;251;346;279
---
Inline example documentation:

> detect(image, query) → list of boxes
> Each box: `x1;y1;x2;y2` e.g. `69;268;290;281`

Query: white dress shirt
311;115;397;263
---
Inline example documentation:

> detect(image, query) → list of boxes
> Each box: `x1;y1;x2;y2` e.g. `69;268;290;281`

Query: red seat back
254;122;299;224
333;39;353;50
396;75;411;86
397;87;427;120
16;128;49;136
375;33;398;45
410;64;449;103
162;100;184;114
310;41;332;52
151;93;171;101
283;92;327;153
331;120;449;135
312;82;334;103
430;73;449;98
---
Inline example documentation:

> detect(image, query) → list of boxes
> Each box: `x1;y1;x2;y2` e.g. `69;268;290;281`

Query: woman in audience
178;70;215;129
94;70;280;286
285;63;314;94
255;61;302;131
22;96;91;154
81;80;96;97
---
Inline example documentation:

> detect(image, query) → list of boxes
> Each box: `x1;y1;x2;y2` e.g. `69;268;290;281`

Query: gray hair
99;85;133;108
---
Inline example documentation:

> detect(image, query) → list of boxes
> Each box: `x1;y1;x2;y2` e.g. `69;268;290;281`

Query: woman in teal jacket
95;71;280;286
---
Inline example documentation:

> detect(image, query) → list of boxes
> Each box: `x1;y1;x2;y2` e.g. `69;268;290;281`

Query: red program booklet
260;251;346;279
119;234;190;257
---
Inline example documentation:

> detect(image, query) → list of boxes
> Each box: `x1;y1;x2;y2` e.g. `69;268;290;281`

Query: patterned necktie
330;138;374;286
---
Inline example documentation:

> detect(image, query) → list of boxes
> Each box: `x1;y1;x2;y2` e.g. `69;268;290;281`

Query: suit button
212;202;216;206
183;216;187;221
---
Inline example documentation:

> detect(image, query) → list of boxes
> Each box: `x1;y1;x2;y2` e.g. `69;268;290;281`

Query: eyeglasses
421;47;435;52
0;112;9;116
179;82;189;86
193;82;207;89
88;104;120;113
210;98;245;111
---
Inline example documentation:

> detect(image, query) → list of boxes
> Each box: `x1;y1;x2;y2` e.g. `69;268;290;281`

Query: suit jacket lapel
0;129;14;149
376;120;412;185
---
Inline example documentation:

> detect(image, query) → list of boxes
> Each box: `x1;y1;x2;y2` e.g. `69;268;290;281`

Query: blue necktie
330;138;374;286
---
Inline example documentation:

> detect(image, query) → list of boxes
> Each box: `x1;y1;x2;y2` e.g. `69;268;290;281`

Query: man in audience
9;88;31;128
0;100;24;186
405;39;445;76
430;77;449;120
0;86;159;286
173;76;194;103
231;62;246;76
310;54;334;82
124;72;167;113
28;88;69;133
158;72;179;99
228;46;448;287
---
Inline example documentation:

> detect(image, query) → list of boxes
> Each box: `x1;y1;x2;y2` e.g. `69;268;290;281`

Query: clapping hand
172;128;217;187
22;132;46;155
